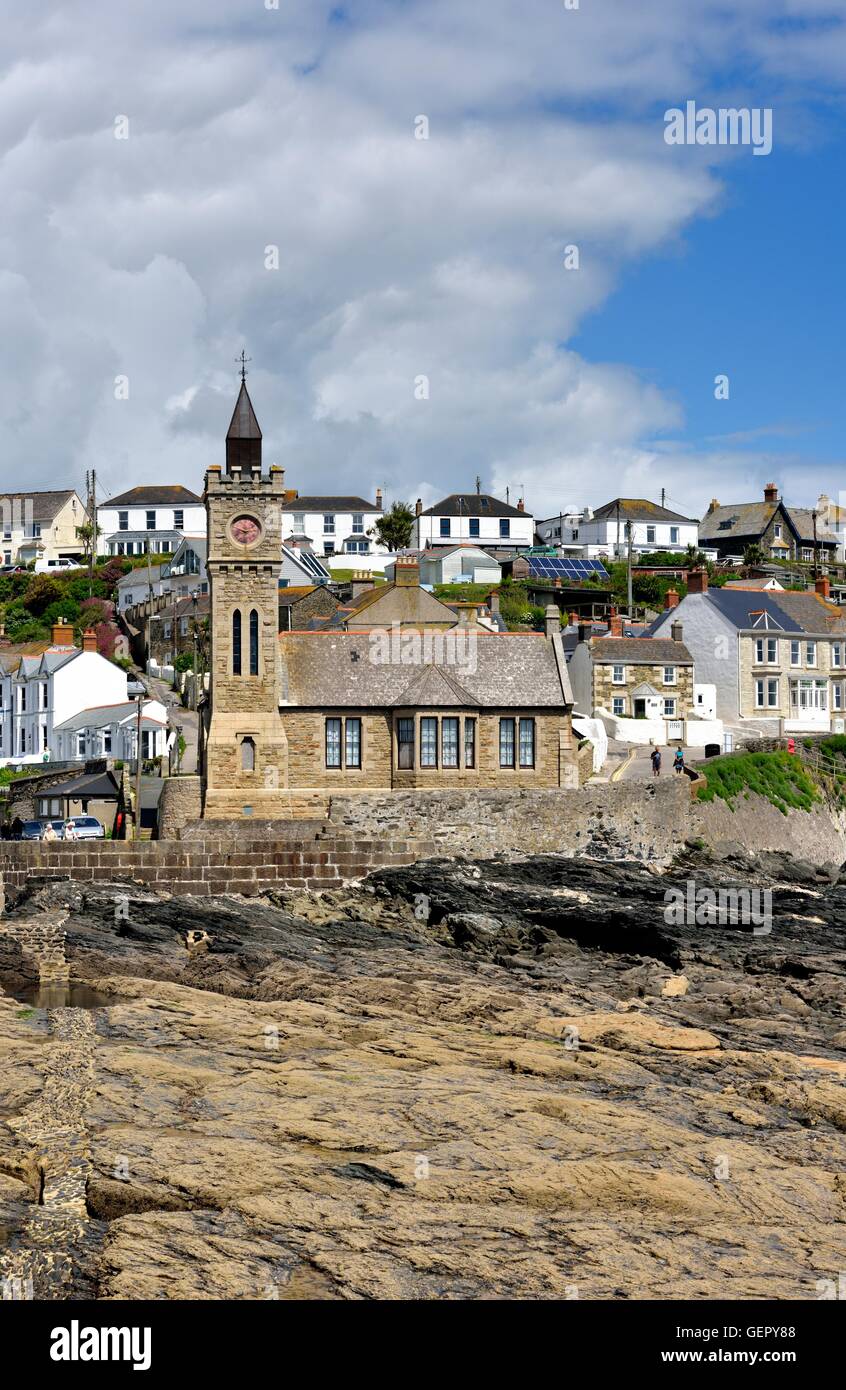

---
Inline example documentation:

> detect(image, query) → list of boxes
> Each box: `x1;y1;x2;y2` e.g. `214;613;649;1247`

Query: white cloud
0;0;842;513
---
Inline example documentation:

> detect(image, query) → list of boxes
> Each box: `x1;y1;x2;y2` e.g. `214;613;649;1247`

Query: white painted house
100;486;205;557
385;545;501;586
0;621;166;765
1;490;88;567
279;493;389;566
411;494;534;557
536;509;593;553
577;498;699;558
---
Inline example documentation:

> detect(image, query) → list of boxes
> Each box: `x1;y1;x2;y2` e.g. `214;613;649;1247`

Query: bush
697;752;819;815
174;651;195;672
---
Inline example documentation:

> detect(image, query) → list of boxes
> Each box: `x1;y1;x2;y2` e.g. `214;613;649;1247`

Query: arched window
241;736;255;771
232;609;242;675
249;609;259;676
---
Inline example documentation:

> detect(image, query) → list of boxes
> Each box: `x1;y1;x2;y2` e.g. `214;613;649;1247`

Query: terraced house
649;572;846;732
201;380;578;818
700;483;838;565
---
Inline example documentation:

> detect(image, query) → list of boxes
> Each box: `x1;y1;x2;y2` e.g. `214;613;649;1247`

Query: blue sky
1;0;845;517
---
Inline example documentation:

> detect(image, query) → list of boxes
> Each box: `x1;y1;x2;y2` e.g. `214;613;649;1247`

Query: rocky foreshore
1;846;845;1300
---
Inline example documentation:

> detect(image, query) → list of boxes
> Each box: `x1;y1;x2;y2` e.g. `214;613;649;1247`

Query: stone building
202;379;578;818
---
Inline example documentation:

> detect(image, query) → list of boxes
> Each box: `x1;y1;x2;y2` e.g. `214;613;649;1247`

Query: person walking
673;748;685;776
650;747;662;778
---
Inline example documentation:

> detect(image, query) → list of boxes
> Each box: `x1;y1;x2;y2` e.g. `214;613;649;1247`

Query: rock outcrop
1;847;844;1300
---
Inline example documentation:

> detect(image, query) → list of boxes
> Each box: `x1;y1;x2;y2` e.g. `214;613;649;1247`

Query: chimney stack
664;587;680;609
815;575;831;600
577;623;588;644
544;603;558;639
375;488;383;510
82;628;98;653
687;569;708;595
415;498;423;517
50;617;75;649
609;614;623;637
517;498;525;513
670;619;683;644
764;482;779;504
707;498;720;513
488;590;500;614
395;557;420;588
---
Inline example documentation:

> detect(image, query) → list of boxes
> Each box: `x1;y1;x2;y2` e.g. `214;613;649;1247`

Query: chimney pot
764;482;779;504
664;587;680;610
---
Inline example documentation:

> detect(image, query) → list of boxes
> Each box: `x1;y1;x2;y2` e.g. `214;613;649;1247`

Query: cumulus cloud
0;0;842;514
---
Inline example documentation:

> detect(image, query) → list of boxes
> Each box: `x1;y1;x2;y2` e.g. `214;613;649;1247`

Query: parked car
0;564;29;574
13;820;44;840
67;815;105;840
34;557;84;574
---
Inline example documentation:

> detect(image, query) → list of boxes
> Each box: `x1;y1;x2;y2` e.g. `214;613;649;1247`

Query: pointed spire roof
227;380;262;441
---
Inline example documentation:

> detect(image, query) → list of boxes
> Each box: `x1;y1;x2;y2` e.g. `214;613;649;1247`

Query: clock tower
202;371;289;818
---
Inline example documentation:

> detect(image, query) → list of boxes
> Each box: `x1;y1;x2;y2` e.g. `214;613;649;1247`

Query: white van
34;557;84;574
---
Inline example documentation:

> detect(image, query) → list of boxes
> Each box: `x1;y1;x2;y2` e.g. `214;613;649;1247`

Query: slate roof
281;496;381;511
117;565;163;588
104;486;202;507
55;701;165;732
226;381;262;440
699;501;838;545
591;498;696;524
591;637;693;664
279;632;572;707
342;583;458;625
3;491;84;523
39;771;121;800
682;587;846;634
418;494;527;519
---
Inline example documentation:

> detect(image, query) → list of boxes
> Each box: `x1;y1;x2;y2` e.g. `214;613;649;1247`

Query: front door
634;698;646;719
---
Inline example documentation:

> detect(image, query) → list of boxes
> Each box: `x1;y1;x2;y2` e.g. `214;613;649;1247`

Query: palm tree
743;543;764;567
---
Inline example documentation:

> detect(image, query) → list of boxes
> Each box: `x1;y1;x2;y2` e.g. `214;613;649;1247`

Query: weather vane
236;349;251;382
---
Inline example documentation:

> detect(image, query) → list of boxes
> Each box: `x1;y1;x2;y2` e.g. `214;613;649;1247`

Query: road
138;670;200;774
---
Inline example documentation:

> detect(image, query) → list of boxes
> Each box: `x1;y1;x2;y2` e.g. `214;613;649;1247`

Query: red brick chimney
687;569;708;595
609;614;623;637
764;482;779;504
664;587;680;609
50;618;75;649
815;575;831;599
82;628;98;653
517;498;525;512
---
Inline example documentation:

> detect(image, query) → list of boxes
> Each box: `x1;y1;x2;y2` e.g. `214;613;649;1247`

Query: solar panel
525;555;608;582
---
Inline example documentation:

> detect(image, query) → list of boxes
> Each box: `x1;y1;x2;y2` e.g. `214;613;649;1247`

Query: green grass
697;751;820;816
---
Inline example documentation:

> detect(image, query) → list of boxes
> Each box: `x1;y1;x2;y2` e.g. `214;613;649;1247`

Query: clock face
230;515;261;546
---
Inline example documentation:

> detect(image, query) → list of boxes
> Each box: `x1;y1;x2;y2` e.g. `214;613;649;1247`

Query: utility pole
85;469;97;597
626;520;633;618
475;475;481;496
191;590;199;713
661;487;665;509
616;501;621;561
